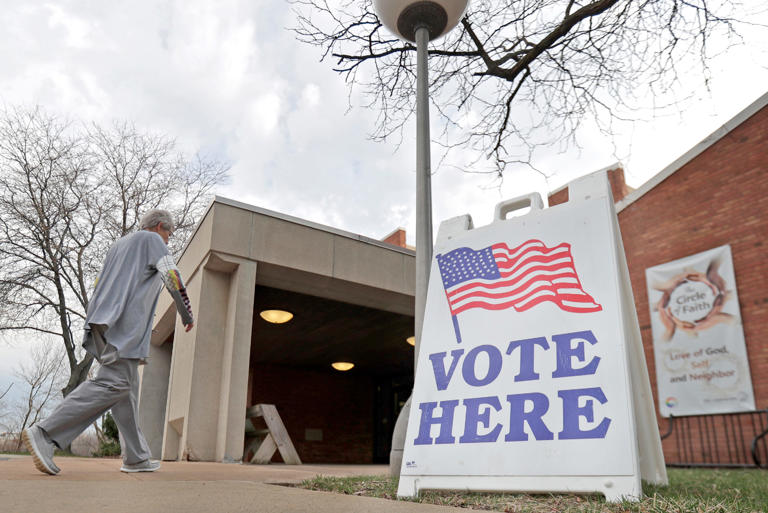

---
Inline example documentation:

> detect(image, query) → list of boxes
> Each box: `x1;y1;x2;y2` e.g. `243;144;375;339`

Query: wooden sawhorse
243;404;302;464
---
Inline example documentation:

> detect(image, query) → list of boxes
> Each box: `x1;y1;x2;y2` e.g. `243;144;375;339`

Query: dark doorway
250;285;415;463
373;374;413;463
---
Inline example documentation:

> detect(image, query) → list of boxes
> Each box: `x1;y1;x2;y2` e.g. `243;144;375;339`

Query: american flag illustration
436;239;602;342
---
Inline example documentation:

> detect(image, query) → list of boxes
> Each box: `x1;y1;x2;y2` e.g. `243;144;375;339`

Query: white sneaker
120;459;161;473
22;426;60;475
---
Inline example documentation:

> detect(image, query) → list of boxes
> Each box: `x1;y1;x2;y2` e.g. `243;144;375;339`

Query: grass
298;468;768;513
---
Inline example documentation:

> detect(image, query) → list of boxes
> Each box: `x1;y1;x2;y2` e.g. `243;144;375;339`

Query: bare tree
0;108;95;397
0;107;228;398
2;340;66;451
291;0;757;177
0;384;11;402
88;122;226;251
0;383;11;434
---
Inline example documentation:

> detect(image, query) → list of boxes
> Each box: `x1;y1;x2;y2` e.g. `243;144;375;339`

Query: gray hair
139;209;175;232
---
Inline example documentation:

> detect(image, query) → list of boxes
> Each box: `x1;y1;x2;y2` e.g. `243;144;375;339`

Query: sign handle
493;193;544;222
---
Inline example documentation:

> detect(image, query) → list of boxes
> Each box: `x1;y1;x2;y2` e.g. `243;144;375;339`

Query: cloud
45;3;93;49
248;93;282;136
0;0;766;383
1;0;765;242
302;84;321;108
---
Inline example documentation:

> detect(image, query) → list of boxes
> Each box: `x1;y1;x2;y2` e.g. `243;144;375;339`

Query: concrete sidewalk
0;456;470;513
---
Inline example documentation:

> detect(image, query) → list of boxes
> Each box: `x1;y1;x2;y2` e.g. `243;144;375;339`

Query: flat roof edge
616;90;768;213
212;196;416;256
175;195;217;262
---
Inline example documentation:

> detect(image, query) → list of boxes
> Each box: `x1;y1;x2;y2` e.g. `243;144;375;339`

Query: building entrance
373;374;413;463
249;285;415;464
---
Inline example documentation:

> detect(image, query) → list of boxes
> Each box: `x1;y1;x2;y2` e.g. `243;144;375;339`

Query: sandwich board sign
398;172;667;502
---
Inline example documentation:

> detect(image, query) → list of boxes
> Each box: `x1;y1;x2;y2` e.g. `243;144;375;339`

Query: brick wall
547;185;568;207
620;106;768;464
549;105;768;464
608;167;634;203
382;228;407;248
248;363;375;463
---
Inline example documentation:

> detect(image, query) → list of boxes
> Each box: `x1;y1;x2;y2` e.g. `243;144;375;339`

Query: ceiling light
259;309;293;324
331;362;354;371
406;336;415;346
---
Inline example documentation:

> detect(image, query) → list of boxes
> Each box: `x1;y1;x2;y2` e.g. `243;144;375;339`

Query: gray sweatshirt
83;230;194;362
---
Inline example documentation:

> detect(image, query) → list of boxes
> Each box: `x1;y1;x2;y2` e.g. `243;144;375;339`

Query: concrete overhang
151;197;416;352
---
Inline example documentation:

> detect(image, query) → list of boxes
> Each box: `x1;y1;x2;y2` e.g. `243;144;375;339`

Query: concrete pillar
162;252;256;461
215;255;257;461
161;257;206;461
138;341;173;459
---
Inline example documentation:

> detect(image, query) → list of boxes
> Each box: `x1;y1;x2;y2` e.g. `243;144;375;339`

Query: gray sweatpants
39;358;151;465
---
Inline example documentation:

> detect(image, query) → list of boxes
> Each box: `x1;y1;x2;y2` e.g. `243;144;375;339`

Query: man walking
23;209;195;474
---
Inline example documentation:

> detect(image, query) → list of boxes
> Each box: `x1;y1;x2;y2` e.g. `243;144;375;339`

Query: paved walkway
0;456;470;513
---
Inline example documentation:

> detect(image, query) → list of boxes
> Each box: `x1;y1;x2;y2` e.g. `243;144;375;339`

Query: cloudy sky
0;1;767;402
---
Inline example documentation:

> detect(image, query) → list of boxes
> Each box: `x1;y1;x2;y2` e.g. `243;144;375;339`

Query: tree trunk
61;353;95;398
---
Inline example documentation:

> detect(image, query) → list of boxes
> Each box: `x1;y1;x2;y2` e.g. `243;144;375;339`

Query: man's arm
155;255;195;330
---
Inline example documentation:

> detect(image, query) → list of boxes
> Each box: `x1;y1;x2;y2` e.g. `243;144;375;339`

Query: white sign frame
398;172;667;502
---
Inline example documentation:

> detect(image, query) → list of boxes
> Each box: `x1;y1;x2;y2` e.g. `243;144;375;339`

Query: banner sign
645;245;755;417
398;173;666;502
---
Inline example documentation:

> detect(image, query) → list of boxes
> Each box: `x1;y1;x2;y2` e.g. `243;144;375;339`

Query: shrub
94;412;121;457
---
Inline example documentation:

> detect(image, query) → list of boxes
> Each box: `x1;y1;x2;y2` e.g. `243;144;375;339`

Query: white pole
414;24;433;368
389;24;434;477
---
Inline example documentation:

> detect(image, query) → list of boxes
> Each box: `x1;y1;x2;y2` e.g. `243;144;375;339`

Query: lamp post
373;0;469;476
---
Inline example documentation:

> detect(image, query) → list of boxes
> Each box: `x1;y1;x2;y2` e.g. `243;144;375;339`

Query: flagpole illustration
451;314;462;343
437;252;463;343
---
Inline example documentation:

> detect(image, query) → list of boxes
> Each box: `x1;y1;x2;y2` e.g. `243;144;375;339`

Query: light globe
373;0;469;42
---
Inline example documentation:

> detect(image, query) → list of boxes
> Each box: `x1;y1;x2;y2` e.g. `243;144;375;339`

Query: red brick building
549;91;768;466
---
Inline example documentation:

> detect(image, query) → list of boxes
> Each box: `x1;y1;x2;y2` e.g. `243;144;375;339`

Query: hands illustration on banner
653;257;735;340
